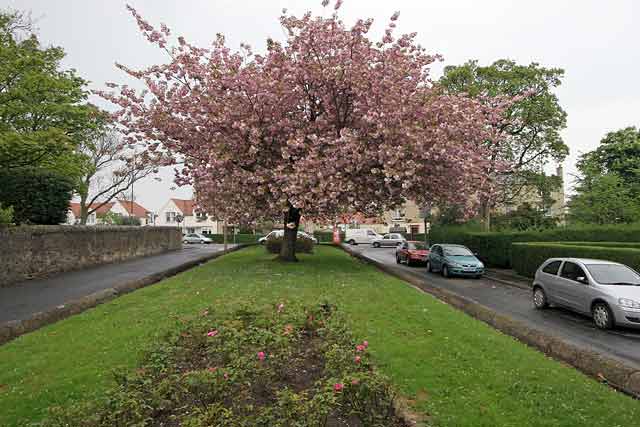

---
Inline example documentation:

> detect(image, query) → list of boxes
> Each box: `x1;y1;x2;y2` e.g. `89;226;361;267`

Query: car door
381;234;391;247
538;260;562;303
557;261;588;312
391;234;404;246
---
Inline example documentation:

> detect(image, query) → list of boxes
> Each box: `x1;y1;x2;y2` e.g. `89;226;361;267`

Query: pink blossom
356;345;365;352
362;340;368;348
334;383;344;392
206;330;218;337
354;356;361;364
257;351;266;361
351;379;359;385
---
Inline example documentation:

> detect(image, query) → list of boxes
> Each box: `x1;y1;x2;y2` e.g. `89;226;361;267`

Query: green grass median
0;246;638;426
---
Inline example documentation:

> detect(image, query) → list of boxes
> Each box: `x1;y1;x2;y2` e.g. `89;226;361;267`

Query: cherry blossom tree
100;0;510;261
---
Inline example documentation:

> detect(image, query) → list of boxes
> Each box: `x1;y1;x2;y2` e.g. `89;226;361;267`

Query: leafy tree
0;167;74;224
0;9;98;178
568;172;640;225
99;211;142;226
569;127;640;224
102;1;512;261
0;202;13;224
439;59;569;230
76;129;157;225
493;202;557;231
577;126;640;196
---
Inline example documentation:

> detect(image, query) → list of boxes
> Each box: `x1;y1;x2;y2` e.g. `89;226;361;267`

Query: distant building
67;200;152;225
155;198;222;234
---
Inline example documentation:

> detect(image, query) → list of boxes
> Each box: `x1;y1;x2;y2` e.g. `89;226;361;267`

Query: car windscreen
408;242;427;250
443;247;473;256
585;264;640;285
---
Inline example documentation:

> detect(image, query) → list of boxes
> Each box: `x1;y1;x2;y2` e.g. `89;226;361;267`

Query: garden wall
0;225;182;286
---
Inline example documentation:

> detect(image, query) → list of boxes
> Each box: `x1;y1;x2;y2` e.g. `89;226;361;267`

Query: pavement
0;244;236;324
347;244;640;370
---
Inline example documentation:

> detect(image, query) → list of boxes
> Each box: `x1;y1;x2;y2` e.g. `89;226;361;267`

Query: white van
345;228;382;245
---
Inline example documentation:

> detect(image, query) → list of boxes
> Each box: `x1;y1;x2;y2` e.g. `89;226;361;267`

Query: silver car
183;233;213;244
371;233;406;248
532;258;640;330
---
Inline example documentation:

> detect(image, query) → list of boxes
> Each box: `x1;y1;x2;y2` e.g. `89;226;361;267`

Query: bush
429;224;640;268
42;303;404;426
0;203;13;224
512;243;640;278
266;235;314;254
0;167;74;225
205;233;263;244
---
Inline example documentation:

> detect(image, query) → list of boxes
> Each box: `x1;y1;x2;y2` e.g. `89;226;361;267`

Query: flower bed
43;302;407;426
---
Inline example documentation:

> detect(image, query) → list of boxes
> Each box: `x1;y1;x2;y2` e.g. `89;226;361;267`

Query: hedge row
205;234;263;244
511;243;640;278
427;224;640;268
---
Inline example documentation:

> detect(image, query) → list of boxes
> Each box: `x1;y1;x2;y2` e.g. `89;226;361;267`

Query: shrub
511;243;640;278
266;235;314;254
205;233;263;244
0;203;13;224
0;167;74;225
429;224;640;268
42;303;405;427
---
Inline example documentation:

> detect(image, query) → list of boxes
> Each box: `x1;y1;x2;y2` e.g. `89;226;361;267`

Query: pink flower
257;351;266;361
277;303;285;313
363;340;369;348
356;344;365;352
354;356;361;364
206;329;219;337
223;372;229;380
334;383;344;392
351;379;359;385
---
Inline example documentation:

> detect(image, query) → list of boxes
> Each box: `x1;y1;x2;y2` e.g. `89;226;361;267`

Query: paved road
0;244;235;324
349;245;640;370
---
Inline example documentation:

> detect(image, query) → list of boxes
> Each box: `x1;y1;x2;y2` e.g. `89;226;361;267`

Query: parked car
427;244;484;278
371;233;406;248
183;233;213;244
258;230;318;244
532;258;640;330
396;241;429;266
345;228;382;245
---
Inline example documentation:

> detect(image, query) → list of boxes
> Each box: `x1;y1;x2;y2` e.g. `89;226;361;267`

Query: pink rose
354;356;361;364
207;330;219;337
257;351;266;361
356;344;365;352
334;383;344;392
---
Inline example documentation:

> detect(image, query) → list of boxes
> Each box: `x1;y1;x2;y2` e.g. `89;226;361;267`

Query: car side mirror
577;276;588;285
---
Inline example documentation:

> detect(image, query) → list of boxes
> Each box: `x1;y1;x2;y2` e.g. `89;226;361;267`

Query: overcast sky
3;0;639;212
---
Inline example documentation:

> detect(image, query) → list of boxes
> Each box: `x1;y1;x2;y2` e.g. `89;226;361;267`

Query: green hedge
428;224;640;268
511;243;640;278
205;233;263;244
265;236;314;254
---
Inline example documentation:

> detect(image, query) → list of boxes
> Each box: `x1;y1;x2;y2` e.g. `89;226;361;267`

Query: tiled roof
68;202;115;218
171;198;195;216
117;200;151;218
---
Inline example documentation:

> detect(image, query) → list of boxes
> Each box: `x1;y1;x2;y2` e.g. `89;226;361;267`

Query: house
67;200;152;225
155;198;222;235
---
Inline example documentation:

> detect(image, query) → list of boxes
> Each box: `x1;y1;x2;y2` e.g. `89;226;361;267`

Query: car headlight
449;261;461;268
478;262;484;268
618;298;640;309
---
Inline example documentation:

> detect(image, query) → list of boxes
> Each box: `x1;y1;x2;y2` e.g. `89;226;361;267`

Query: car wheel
347;239;356;245
442;265;450;278
532;287;548;309
396;254;401;264
426;261;432;273
373;242;380;248
592;302;614;330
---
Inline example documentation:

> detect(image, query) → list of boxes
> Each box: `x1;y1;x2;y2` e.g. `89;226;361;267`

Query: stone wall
0;225;182;286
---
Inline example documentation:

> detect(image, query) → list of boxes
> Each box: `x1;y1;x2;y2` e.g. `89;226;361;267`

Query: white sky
3;0;639;212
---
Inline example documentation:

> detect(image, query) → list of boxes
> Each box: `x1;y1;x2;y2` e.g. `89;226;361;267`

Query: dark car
396;241;429;266
427;244;484;278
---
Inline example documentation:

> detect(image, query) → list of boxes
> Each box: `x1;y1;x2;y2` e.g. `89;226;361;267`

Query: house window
88;213;96;224
166;212;176;223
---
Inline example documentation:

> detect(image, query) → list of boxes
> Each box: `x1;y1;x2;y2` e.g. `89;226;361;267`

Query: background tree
76;129;158;225
101;0;511;261
439;59;569;230
0;9;97;179
568;126;640;224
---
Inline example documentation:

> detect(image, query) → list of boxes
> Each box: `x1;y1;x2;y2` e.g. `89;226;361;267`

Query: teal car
426;244;484;278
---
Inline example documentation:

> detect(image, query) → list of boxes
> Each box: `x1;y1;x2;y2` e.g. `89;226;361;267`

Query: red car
396;241;430;266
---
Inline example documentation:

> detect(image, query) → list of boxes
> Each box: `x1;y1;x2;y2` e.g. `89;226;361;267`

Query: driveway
348;245;640;370
0;244;235;324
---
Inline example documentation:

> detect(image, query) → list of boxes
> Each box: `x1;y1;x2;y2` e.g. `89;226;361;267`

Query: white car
258;230;318;244
183;233;213;244
345;228;382;245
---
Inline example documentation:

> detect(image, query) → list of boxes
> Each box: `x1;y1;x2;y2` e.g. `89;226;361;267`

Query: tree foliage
101;1;512;261
0;167;74;224
0;9;98;178
439;59;568;228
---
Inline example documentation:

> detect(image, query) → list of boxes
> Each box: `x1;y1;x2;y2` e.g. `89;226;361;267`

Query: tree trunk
481;201;491;232
79;193;89;225
279;204;301;262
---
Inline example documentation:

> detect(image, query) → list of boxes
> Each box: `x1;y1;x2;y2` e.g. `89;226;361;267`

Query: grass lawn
0;246;638;426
